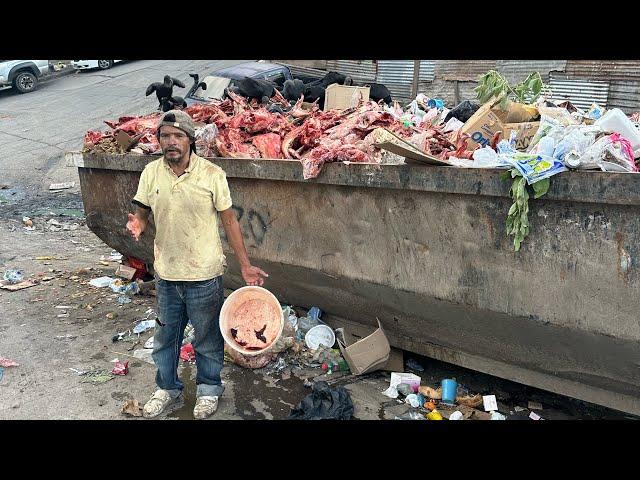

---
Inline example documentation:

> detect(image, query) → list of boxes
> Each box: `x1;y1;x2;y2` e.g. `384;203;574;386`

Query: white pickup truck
0;60;52;93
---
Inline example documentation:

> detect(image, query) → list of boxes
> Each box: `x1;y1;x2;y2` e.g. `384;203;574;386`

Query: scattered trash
424;400;437;411
304;324;336;350
426;410;443;420
396;383;415;397
528;401;543;410
282;305;298;331
111;361;129;376
456;394;483;408
133;349;155;365
419;385;442;400
0;367;3;381
22;217;34;229
491;411;507;421
449;411;464;421
441;378;458;404
514;406;527;412
389;372;421;393
55;334;76;340
288;380;354;420
405;393;423;408
382;385;399;399
110;279;140;295
395;411;427;420
49;182;76;190
115;265;137;280
112;331;138;343
144;336;154;349
405;358;424;372
0;358;19;368
106;313;117;320
180;343;196;362
118;295;132;305
529;411;543;421
80;369;115;384
105;251;123;262
89;276;116;288
3;269;24;284
47;218;79;231
121;399;143;417
483;395;498;412
133;320;155;334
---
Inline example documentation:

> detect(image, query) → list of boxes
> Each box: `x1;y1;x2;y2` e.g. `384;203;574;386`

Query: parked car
185;61;293;105
71;60;124;71
0;60;52;93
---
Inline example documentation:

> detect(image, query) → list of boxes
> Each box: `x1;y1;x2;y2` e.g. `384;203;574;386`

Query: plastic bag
502;153;568;185
579;133;638;172
472;147;511;169
195;124;219;158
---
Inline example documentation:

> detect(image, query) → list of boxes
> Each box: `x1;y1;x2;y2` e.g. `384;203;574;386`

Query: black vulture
145;75;186;110
188;73;207;93
281;79;305;102
237;77;276;102
366;83;393;105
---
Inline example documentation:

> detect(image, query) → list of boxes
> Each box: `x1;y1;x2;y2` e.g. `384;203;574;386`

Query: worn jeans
152;276;225;398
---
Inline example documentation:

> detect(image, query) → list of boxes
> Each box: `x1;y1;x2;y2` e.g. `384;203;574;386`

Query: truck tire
13;71;38;93
98;60;113;70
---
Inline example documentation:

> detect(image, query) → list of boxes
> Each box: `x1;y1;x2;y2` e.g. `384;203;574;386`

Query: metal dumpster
67;151;640;415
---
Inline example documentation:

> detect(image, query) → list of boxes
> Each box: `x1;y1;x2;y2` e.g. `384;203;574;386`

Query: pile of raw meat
84;92;472;179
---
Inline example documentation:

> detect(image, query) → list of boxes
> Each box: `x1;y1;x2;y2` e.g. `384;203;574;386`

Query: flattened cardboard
336;318;390;376
375;129;451;166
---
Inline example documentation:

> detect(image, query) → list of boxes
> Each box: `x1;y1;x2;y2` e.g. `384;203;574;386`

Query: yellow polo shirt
132;153;233;281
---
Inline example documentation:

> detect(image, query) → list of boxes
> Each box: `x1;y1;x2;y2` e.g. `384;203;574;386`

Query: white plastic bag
195;124;219;157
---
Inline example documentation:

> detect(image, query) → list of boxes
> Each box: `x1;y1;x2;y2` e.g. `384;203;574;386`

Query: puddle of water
167;362;196;420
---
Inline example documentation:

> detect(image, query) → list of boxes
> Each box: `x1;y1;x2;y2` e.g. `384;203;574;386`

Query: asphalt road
0;60;246;197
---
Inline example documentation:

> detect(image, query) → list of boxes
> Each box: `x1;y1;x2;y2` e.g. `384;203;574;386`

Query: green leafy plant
501;169;550;251
475;70;546;110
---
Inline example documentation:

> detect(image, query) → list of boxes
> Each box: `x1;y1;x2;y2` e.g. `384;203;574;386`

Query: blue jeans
152;276;225;398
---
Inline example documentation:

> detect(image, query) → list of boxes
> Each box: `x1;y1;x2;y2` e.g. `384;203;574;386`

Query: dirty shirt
132;153;232;281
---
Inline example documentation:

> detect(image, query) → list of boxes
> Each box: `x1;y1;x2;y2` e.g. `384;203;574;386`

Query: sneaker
193;396;218;420
143;389;179;418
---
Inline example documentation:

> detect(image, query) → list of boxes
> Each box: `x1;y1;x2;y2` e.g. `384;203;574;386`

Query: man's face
159;125;191;164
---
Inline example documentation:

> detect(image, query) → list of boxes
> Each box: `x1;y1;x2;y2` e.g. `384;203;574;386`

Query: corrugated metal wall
495;60;567;84
435;60;497;81
326;60;377;84
279;60;640;111
377;61;416;101
546;75;610;110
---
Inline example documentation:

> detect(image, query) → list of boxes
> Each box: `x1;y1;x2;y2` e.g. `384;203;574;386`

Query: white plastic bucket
219;286;284;356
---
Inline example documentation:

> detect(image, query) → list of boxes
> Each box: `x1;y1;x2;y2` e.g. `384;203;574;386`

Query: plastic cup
441;378;458;404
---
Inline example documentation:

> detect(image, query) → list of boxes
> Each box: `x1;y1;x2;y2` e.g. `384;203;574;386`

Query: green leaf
532;178;550;199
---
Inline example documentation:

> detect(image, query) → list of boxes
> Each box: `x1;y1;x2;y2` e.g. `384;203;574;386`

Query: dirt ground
0;192;635;421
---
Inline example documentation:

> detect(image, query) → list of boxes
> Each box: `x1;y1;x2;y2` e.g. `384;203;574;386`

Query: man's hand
241;264;269;287
126;213;144;241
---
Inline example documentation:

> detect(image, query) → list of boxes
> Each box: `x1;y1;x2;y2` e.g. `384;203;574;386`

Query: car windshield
190;76;233;101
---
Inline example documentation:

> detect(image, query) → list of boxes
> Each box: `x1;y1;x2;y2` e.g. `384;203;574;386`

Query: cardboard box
324;84;370;111
501;121;540;151
461;98;540;150
335;318;390;375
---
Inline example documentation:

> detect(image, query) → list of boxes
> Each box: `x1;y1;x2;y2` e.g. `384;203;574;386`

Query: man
126;110;268;419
